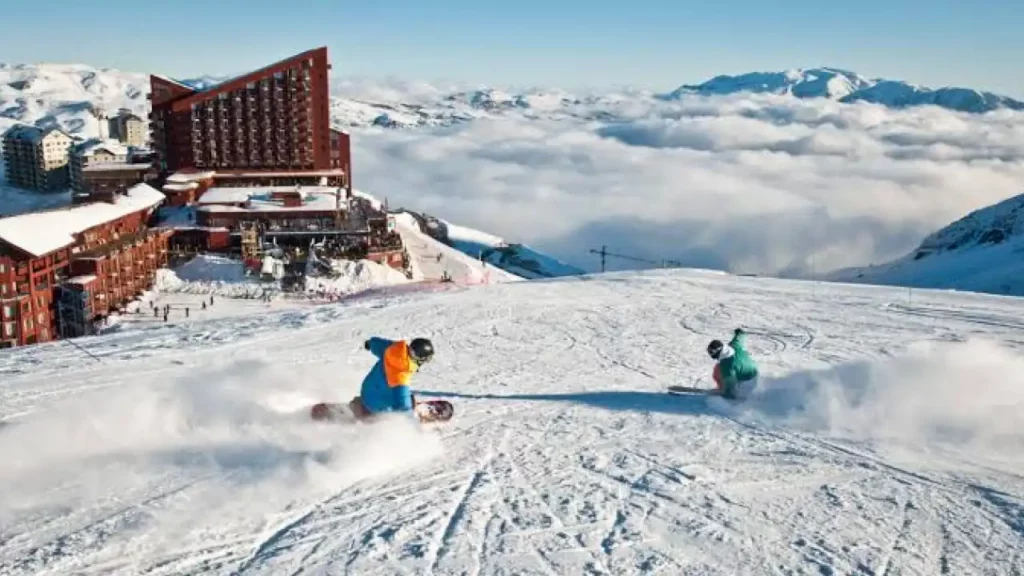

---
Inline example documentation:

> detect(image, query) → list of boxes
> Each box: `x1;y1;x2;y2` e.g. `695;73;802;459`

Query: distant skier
349;336;435;418
706;328;759;400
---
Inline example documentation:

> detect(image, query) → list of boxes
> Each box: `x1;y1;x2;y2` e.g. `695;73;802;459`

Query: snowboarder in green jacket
707;328;759;400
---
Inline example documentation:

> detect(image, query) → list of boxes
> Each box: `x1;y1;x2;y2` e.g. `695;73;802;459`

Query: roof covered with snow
213;169;347;178
166;170;216;183
0;183;166;258
2;124;71;143
72;138;130;158
197;186;345;212
82;163;151;173
162;182;199;192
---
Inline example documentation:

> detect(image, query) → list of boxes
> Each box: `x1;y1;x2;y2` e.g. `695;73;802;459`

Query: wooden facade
74;165;156;204
0;190;166;347
57;229;173;338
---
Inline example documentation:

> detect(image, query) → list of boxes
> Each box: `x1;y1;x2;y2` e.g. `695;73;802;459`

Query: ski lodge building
144;46;402;268
0;46;406;349
0;184;170;347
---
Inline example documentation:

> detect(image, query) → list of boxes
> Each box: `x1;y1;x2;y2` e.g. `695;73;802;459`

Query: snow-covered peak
174;75;223;91
664;67;1024;113
665;67;875;100
915;192;1024;255
840;82;1024;113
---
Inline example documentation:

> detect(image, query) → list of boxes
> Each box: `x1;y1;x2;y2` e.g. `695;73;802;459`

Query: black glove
734;327;745;335
364;339;370;350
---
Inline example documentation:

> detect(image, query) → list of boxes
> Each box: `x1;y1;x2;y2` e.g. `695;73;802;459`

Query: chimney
95;108;108;140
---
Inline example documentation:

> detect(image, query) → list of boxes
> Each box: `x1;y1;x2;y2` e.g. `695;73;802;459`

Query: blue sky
1;0;1021;97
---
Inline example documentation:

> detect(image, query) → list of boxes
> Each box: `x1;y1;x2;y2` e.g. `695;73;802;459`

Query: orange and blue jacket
359;337;419;413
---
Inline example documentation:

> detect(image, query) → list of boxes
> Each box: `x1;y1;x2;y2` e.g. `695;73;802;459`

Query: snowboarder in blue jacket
707;328;759;400
350;336;435;417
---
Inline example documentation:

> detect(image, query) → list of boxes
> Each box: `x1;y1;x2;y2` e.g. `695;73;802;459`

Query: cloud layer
359;92;1023;275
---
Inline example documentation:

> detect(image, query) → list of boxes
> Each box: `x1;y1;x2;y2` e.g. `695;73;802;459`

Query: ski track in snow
0;270;1023;575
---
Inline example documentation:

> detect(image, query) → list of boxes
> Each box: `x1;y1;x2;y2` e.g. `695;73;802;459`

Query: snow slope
394;209;585;279
391;211;523;284
1;269;1022;575
664;67;1024;113
830;192;1024;296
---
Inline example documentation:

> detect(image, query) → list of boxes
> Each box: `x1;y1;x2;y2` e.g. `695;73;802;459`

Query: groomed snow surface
1;270;1023;575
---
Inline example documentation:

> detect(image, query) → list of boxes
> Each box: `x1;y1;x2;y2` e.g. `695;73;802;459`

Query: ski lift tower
241;223;260;261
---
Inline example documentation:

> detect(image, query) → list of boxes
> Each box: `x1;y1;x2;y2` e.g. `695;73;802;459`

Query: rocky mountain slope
829;192;1024;295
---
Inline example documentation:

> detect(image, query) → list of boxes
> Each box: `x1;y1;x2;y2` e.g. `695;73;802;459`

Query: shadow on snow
415;389;720;417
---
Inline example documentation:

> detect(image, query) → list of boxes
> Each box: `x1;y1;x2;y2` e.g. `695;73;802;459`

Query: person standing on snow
349;336;435;418
706;328;759;400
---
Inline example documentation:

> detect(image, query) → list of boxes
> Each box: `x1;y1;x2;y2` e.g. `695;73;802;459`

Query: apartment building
148;46;340;176
69;139;130;191
1;125;74;191
0;183;167;346
107;109;148;148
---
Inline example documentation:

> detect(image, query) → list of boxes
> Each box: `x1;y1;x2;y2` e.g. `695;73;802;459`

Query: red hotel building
148;46;350;182
0;184;168;347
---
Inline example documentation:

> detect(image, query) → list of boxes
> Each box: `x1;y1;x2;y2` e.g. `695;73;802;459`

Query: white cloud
349;91;1024;276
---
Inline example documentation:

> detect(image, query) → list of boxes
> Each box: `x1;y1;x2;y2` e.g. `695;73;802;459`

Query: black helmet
409;338;434;364
707;339;723;360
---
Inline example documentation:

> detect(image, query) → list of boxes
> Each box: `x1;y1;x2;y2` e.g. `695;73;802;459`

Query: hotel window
3;322;13;337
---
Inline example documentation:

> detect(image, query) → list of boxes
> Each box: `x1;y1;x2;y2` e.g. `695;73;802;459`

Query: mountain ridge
828;192;1024;296
3;62;1021;141
662;67;1024;113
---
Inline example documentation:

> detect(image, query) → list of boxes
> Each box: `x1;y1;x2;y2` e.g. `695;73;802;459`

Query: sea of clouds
346;87;1024;276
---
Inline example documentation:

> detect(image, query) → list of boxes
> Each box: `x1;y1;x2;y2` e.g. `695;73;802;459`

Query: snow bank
154;254;270;299
445;222;505;247
0;356;442;543
739;338;1024;456
304;259;410;295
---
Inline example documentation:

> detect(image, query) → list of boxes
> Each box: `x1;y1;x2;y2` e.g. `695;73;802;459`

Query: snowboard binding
415;398;454;423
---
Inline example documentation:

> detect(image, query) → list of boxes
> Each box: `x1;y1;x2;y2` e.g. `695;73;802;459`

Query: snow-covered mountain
829;192;1024;296
663;67;876;100
663;67;1024;113
0;63;150;137
5;62;1021;142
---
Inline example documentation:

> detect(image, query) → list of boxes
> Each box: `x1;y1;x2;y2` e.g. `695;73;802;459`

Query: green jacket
717;329;759;391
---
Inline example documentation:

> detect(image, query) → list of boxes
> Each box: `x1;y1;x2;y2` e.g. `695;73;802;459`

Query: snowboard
667;385;750;402
666;385;717;396
310;398;454;424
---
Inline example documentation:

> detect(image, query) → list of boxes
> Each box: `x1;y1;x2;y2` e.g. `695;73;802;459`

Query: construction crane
589;245;683;273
